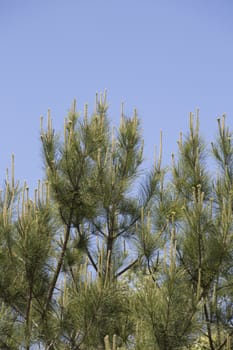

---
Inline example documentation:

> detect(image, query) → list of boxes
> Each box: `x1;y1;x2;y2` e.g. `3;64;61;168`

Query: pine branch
204;303;215;350
115;258;138;278
86;248;98;272
25;286;33;350
77;224;98;272
43;209;73;317
91;221;107;238
216;328;233;350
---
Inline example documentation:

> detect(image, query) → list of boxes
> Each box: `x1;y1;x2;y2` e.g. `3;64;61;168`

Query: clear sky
1;0;233;189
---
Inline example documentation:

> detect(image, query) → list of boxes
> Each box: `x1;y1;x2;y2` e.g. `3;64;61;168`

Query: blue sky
1;0;233;189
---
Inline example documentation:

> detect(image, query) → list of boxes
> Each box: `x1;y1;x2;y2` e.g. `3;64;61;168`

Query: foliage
0;95;233;349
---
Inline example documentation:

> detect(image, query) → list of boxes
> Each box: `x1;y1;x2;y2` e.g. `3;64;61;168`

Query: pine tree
0;94;233;350
133;112;233;350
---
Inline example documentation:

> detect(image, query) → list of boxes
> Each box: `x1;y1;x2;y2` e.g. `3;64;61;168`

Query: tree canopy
0;94;233;350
